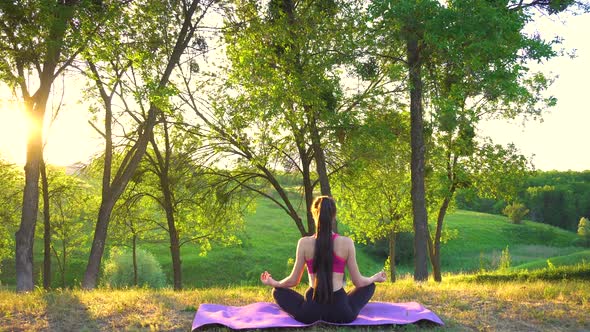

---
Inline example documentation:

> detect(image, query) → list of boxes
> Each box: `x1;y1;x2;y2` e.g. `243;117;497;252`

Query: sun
0;98;102;167
0;101;28;165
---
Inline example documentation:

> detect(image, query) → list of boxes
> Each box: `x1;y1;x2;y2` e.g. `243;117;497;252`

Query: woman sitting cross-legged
260;195;387;324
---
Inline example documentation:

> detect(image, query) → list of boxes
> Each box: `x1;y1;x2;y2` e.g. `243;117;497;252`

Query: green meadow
2;198;586;288
1;197;590;331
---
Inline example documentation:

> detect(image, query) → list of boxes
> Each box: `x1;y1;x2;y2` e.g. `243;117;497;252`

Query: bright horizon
0;11;589;171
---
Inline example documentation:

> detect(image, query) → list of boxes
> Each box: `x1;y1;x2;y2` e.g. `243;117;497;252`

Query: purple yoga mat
192;301;444;330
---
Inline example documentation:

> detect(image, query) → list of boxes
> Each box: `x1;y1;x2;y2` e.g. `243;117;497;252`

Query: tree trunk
301;153;315;235
407;35;429;282
40;159;51;289
82;198;117;289
16;101;45;292
165;206;182;290
309;114;332;196
160;169;182;290
62;238;66;288
150;119;184;290
309;114;335;233
15;0;75;293
132;233;138;287
430;184;456;282
388;230;397;282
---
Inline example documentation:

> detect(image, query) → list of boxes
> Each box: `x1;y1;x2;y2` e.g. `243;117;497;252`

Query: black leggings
272;283;376;324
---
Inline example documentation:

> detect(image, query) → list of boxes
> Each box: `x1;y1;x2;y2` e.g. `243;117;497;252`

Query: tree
370;0;441;281
109;181;161;287
80;0;215;289
0;0;102;292
502;202;530;224
334;110;414;282
370;0;578;282
186;0;394;236
142;115;249;290
39;167;94;288
0;159;23;275
427;139;532;280
578;217;590;247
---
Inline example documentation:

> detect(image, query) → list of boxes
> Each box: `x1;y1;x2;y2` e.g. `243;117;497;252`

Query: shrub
102;247;166;288
578;217;590;247
499;246;511;270
502;202;529;224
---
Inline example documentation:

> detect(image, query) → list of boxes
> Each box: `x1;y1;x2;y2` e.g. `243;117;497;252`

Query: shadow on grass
44;290;97;331
193;321;446;332
149;291;199;331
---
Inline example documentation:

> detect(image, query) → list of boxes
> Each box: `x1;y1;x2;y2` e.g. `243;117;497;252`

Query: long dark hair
311;196;336;304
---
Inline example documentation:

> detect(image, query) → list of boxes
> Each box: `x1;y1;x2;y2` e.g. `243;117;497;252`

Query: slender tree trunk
51;245;63;289
132;233;138;287
160;170;182;290
407;35;429;282
309;114;332;196
388;230;397;282
83;198;117;289
301;153;315;235
309;114;335;231
311;131;335;232
16;100;45;292
429;184;456;282
61;239;66;288
150;119;183;290
40;159;51;289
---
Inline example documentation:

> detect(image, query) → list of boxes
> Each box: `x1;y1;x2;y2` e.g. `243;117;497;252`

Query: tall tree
80;0;215;289
187;0;394;236
0;0;102;291
423;0;574;282
334;110;414;282
142;113;248;290
371;0;582;281
370;0;440;281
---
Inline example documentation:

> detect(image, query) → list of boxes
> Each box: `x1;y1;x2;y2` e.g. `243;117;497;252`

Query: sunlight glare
0;101;28;165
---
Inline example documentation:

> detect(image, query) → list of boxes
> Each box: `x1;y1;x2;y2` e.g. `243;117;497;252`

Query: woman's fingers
260;271;272;284
374;271;386;282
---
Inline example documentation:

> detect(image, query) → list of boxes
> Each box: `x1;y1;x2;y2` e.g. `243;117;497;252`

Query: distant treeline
457;170;590;231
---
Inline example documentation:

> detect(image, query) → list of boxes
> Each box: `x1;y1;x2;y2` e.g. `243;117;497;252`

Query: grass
1;202;586;288
2;198;590;331
437;210;582;273
140;197;382;287
1;276;588;331
511;250;590;271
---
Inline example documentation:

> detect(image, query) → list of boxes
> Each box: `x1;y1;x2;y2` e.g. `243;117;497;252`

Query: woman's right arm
345;237;386;287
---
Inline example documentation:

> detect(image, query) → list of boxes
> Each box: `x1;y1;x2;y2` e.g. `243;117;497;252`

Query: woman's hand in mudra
260;271;277;287
371;271;387;283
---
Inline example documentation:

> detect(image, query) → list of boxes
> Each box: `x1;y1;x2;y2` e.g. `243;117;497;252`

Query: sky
478;11;590;171
0;9;589;171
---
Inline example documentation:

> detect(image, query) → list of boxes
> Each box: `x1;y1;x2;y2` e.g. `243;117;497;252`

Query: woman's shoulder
335;234;354;245
298;235;315;245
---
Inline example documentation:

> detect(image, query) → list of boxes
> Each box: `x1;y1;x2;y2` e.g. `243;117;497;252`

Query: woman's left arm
261;237;307;288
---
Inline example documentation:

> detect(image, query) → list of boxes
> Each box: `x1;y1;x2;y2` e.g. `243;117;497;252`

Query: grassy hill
1;200;589;331
0;199;586;288
437;210;581;273
146;197;383;287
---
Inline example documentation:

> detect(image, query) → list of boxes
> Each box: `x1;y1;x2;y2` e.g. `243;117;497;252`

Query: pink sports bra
305;233;346;274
